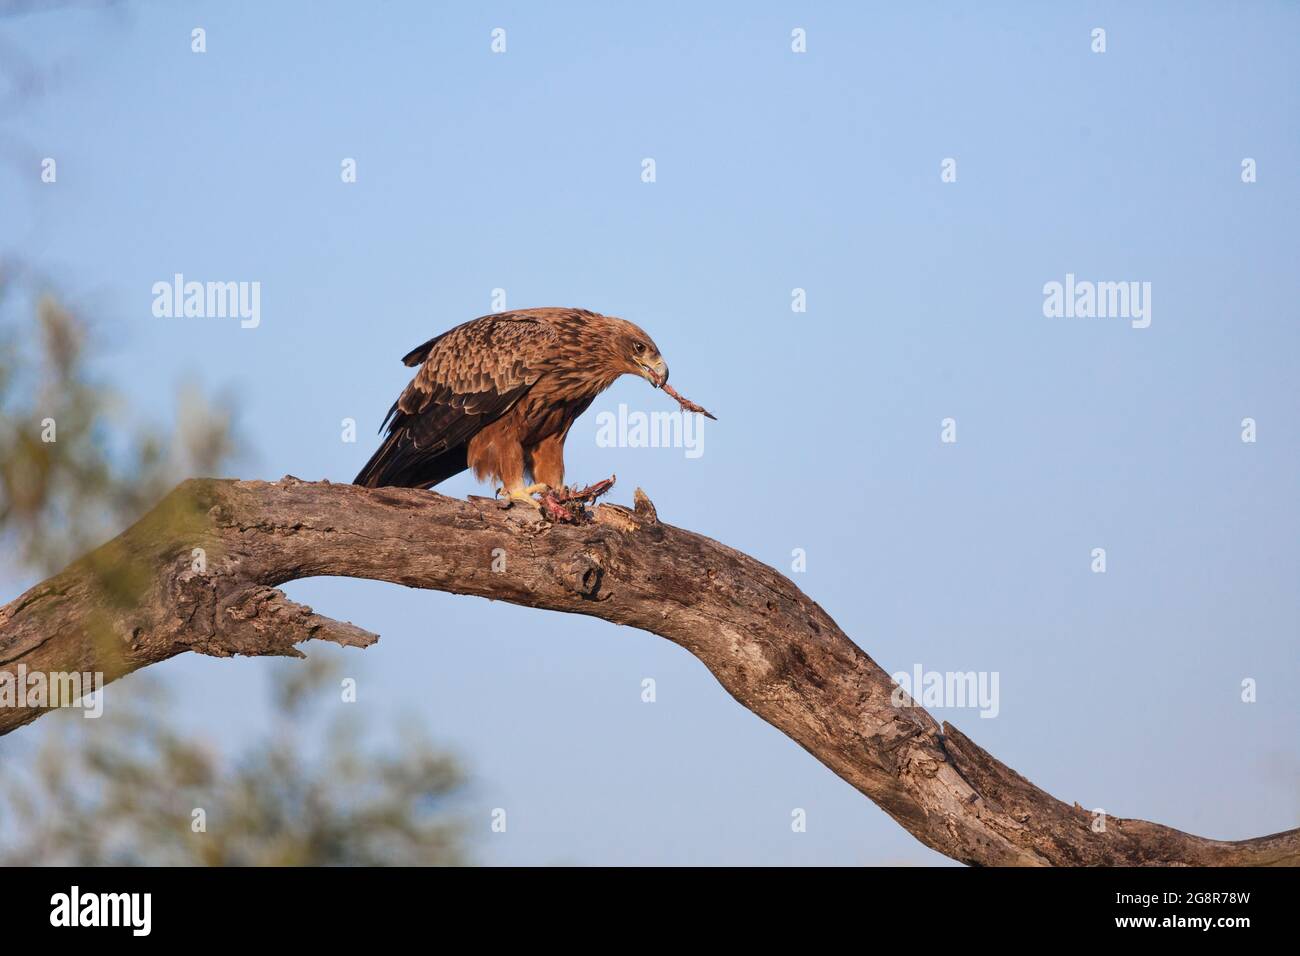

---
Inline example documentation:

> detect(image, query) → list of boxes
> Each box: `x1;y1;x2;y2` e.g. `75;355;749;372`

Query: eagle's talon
499;487;546;513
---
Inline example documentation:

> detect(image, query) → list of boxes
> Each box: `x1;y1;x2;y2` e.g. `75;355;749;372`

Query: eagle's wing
353;313;558;488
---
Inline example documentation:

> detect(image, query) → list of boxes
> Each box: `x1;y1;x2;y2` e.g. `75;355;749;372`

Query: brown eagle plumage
353;308;668;506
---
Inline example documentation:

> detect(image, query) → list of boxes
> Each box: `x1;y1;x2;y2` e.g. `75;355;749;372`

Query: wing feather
355;312;559;488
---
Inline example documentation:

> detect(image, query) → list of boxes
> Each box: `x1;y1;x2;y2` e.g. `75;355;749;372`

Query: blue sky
1;1;1297;864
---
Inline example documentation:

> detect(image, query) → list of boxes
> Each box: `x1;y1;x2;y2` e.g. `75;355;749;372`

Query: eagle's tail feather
353;432;469;489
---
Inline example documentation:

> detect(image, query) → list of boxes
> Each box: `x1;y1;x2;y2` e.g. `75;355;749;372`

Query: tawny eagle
354;308;669;509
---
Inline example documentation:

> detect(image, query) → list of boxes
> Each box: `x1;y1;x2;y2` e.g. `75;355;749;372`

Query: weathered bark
0;477;1294;866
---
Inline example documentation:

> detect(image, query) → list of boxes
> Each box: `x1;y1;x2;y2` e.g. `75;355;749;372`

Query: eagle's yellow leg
497;483;550;511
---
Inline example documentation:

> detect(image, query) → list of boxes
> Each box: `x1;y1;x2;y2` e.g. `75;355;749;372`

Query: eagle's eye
633;342;646;354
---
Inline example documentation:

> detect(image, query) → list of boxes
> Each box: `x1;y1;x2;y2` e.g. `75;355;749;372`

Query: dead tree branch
0;478;1294;866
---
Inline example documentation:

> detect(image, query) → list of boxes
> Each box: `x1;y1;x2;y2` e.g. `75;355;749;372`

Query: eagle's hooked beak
640;357;668;388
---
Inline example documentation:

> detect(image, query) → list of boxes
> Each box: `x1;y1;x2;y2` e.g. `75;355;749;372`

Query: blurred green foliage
0;273;470;865
0;660;467;866
0;277;233;576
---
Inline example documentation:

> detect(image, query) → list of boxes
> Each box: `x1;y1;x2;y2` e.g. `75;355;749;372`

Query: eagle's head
604;316;668;388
